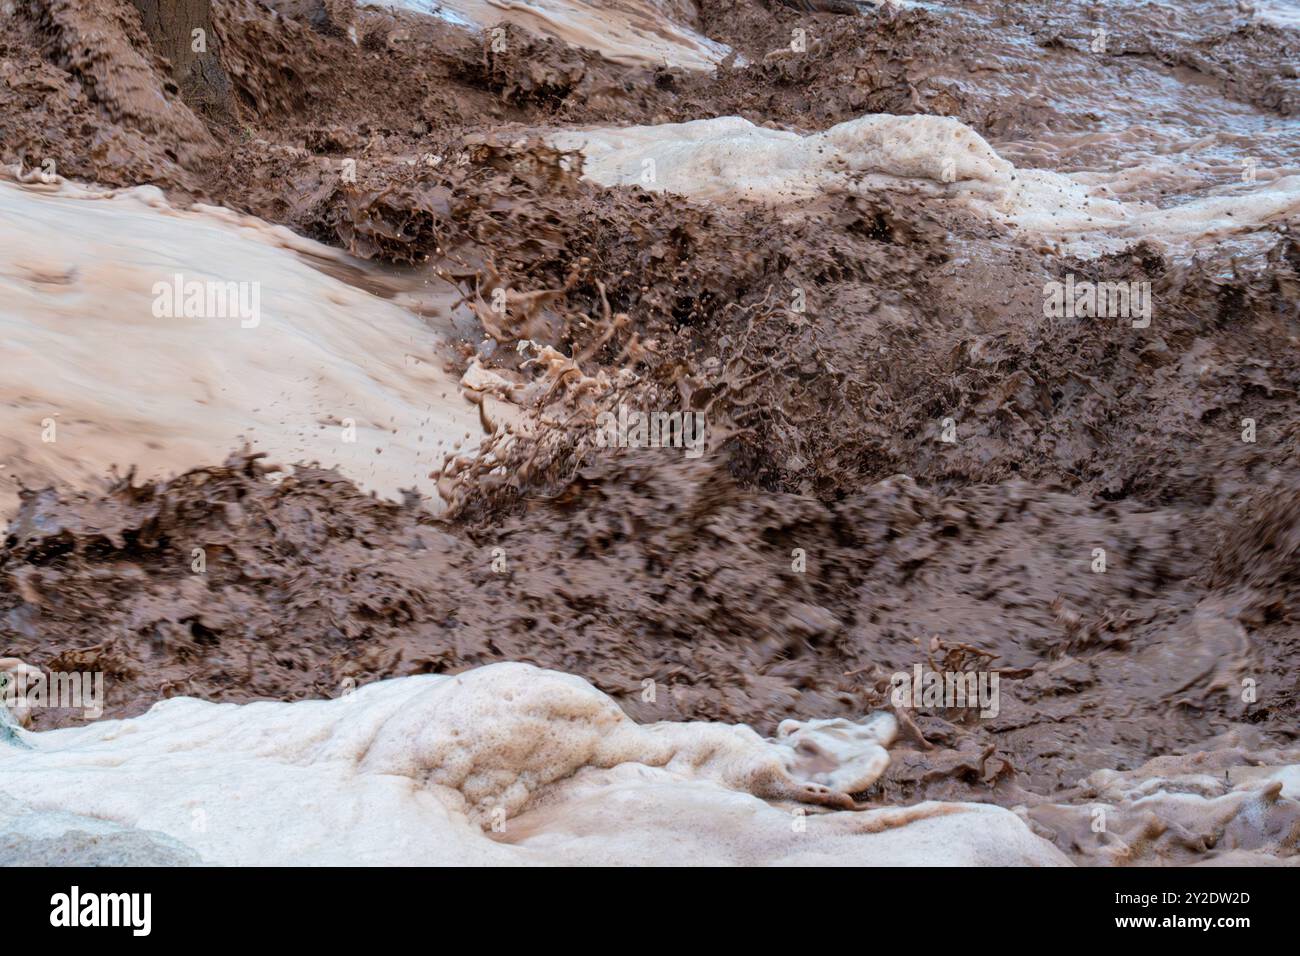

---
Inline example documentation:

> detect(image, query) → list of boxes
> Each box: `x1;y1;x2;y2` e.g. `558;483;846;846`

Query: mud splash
1;0;1298;866
3;450;1297;819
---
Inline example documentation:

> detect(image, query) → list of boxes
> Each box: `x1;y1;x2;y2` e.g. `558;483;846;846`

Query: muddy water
0;169;479;515
962;0;1300;209
549;112;1300;257
393;0;732;69
0;0;1298;865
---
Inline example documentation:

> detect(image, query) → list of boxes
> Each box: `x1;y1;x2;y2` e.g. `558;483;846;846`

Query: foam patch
0;169;481;515
394;0;732;71
0;662;1069;866
550;113;1300;254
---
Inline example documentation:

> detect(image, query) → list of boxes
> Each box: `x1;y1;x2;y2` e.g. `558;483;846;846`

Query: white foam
0;662;1069;866
391;0;732;71
0;170;481;515
550;113;1300;255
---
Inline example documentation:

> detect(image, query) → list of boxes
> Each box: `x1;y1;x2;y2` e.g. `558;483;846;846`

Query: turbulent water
7;665;1057;866
0;170;478;515
0;0;1298;866
550;112;1300;255
396;0;734;69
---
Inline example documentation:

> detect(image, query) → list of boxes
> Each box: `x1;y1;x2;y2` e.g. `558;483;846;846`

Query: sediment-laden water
0;0;1297;865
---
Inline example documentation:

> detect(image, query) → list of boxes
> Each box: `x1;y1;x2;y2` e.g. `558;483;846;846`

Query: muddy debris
0;0;1298;863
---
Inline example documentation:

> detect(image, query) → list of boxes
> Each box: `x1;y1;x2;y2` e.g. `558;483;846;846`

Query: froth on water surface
0;169;482;516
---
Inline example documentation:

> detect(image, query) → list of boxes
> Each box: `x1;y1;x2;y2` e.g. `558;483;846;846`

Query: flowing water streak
0;169;480;516
393;0;733;70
